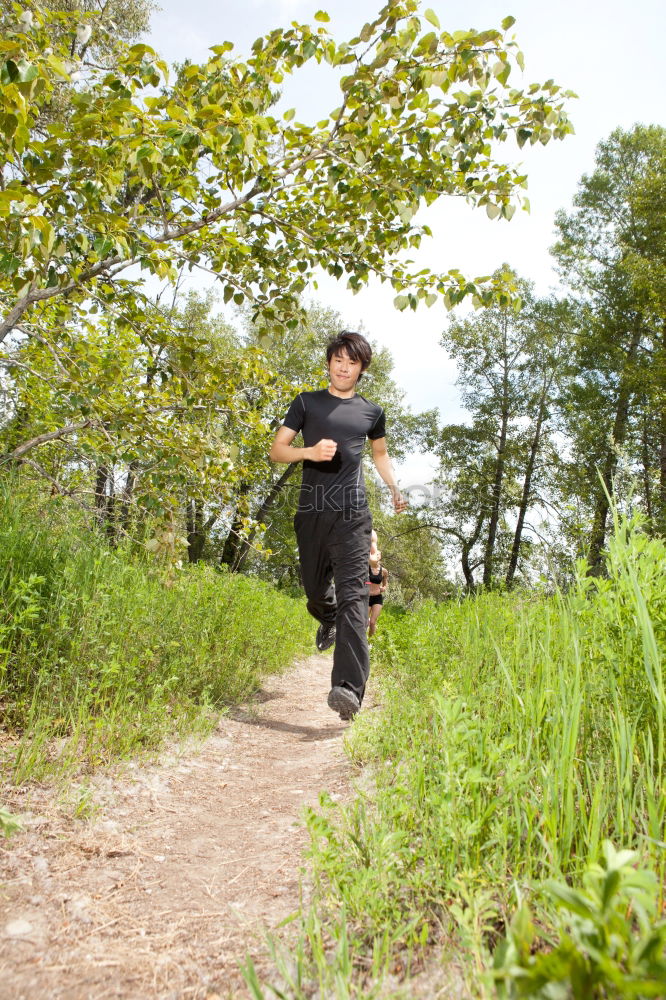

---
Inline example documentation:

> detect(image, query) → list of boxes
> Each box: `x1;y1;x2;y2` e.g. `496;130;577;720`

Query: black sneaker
327;685;360;721
316;623;336;651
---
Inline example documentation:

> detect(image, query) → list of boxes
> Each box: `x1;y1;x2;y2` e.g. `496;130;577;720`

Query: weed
0;485;313;780
0;805;22;839
494;841;666;998
251;509;666;996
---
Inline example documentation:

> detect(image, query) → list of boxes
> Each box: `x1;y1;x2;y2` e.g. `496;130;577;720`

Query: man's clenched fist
309;438;337;462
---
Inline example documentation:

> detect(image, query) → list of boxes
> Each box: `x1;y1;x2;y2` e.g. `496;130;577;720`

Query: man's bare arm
269;426;337;464
370;437;407;512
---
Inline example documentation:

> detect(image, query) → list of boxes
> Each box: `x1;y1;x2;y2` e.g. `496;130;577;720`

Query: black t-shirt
282;389;385;512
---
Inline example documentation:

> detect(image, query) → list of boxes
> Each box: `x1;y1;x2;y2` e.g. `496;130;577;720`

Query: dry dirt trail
0;654;354;1000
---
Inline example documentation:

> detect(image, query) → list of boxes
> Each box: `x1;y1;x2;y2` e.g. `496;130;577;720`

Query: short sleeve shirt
283;389;385;512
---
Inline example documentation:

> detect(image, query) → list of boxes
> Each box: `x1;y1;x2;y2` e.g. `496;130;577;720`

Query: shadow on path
229;709;346;742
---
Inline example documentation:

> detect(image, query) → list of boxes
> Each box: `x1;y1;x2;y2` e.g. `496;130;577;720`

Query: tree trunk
220;511;244;568
640;401;654;533
656;321;666;536
483;317;511;589
94;465;108;528
462;514;485;592
119;460;138;533
461;541;476;591
587;326;642;574
482;405;509;587
186;498;215;563
506;398;547;588
220;481;250;569
658;323;666;536
234;465;297;572
659;401;666;536
105;471;116;544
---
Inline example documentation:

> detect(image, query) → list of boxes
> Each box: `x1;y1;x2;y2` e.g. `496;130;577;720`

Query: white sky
146;0;666;487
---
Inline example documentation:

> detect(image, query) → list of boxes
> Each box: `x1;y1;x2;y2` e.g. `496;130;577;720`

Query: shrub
0;485;313;777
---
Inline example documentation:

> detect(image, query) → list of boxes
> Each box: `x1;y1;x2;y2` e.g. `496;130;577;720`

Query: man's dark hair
326;331;373;372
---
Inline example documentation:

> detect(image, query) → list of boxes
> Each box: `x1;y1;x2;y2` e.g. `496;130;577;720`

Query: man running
268;331;406;721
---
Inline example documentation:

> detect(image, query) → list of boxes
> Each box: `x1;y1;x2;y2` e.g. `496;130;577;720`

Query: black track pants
294;507;372;702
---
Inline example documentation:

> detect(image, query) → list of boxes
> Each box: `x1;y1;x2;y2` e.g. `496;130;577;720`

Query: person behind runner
368;529;389;637
268;331;406;721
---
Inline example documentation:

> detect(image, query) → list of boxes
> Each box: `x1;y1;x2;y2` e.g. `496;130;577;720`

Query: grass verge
247;509;666;997
0;485;313;782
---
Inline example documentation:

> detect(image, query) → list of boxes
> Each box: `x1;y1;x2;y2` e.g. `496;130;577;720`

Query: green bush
494;841;666;998
257;511;666;997
0;485;313;777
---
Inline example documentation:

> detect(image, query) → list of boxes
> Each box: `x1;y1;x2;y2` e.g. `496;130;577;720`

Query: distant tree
1;282;274;540
504;297;571;587
1;2;573;532
0;0;157;127
427;423;498;590
373;509;453;604
440;269;568;587
0;0;155;53
553;125;666;568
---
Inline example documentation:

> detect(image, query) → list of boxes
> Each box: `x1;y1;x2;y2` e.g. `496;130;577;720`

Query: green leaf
601;868;622;910
602;841;637;872
492;60;511;86
18;62;39;84
545;881;597;920
93;237;114;257
128;43;153;58
424;9;441;29
45;53;70;78
314;10;330;22
1;59;18;85
501;15;516;30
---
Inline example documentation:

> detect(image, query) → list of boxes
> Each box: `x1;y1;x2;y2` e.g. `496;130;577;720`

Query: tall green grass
0;485;313;780
248;511;666;997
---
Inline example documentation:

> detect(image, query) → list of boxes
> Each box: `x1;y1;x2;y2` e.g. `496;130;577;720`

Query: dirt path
0;655;352;1000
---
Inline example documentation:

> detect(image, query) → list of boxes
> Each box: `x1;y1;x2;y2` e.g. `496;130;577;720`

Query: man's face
328;348;363;391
